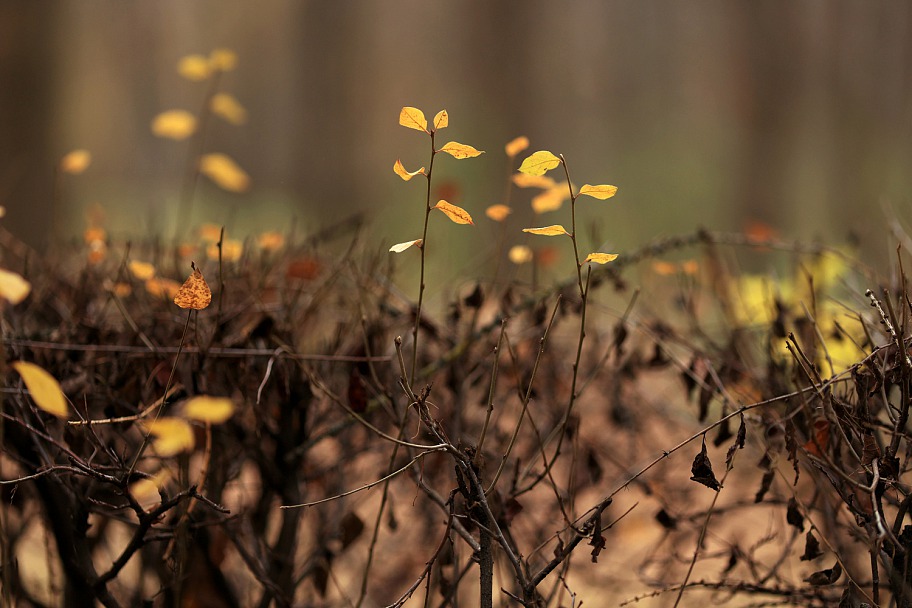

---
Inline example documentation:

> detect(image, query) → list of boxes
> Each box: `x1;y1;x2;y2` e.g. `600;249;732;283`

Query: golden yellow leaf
12;361;68;418
505;136;530;158
0;268;31;305
60;149;91;174
584;252;619;264
151;110;197;140
518;151;561;176
183;395;235;424
433;109;448;130
433;200;474;225
257;231;285;251
174;264;212;310
198;224;223;243
485;204;512;222
439;141;484;159
393;159;425;181
389;239;422;253
512;173;556;189
399;106;428;132
143;418;195;457
210;92;247;125
578;184;618;200
177;54;212;81
508;245;533;264
128;260;156;281
522;225;569;237
531;187;567;214
199;153;250;192
206;239;243;262
145;277;181;300
209;48;238;72
129;469;170;508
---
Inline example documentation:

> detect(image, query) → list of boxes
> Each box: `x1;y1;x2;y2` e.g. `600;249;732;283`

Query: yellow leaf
518;151;561;176
151;110;197;140
522;225;569;237
0;268;31;305
128;260;156;281
257;231;285;251
129;469;170;508
145;277;181;300
60;149;91;174
505;136;530;158
433;109;448;130
183;395;235;424
210;92;247;125
399;107;428;132
199;153;250;192
439;141;484;159
174;264;212;310
393;159;425;181
206;239;243;262
12;361;67;418
142;418;195;457
389;239;422;253
578;184;618;200
531;187;567;214
177;54;211;81
433;200;474;225
198;224;223;243
584;252;619;264
485;204;512;222
209;48;238;72
512;173;556;189
508;245;533;264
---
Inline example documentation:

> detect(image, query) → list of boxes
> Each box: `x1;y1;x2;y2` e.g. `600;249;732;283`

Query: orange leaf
522;225;569;237
584;252;619;264
508;245;533;264
433;109;448;130
389;239;423;253
433;200;474;225
505;136;530;158
531;187;567;214
399;107;428;132
512;173;556;189
173;263;212;310
60;149;91;174
12;361;67;418
578;184;618;200
393;159;425;181
438;141;484;159
210;92;247;125
151;110;197;140
199;153;250;192
652;261;678;276
518;151;561;176
485;204;512;222
681;260;699;275
0;268;31;305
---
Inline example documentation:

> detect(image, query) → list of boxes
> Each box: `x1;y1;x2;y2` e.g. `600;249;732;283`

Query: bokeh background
2;1;911;268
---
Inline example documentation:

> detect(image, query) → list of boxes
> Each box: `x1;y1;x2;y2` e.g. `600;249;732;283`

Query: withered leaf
755;468;775;503
173;263;212;310
786;497;805;530
690;438;721;491
800;530;823;561
724;413;747;469
339;511;365;551
655;508;677;530
588;512;606;563
804;561;842;586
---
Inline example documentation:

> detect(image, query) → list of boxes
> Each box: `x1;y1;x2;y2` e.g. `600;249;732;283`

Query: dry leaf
389;239;422;253
199;153;250;192
518;151;561;176
584;253;619;264
12;361;68;418
433;200;474;225
508;245;533;264
438;141;484;159
173;263;212;310
128;261;156;281
433;109;448;130
0;268;31;305
143;418;195;457
151;110;197;140
210;92;247;125
393;159;425;181
505;136;530;158
485;204;512;222
177;54;211;81
145;277;181;300
399;107;428;133
522;225;569;237
209;48;237;72
512;173;556;189
578;184;618;200
531;187;567;214
60;149;91;174
183;395;235;424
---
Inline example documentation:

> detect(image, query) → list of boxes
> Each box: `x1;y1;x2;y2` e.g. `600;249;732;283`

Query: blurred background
1;1;911;269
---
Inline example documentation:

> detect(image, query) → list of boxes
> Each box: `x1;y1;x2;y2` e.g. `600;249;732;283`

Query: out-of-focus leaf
145;278;181;300
389;239;422;253
505;136;530;158
199;153;250;192
209;48;237;72
183;395;234;424
177;54;211;81
143;418;195;457
531;187;567;214
508;245;533;264
60;149;91;174
151;110;197;140
210;92;247;125
0;269;31;305
485;204;512;222
512;173;556;189
11;361;68;418
206;239;243;262
128;261;156;281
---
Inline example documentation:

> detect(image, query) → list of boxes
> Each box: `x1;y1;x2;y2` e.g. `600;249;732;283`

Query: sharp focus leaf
389;239;422;253
210;92;248;125
199;153;250;192
12;361;68;418
690;439;721;491
0;268;31;304
439;141;484;159
485;204;512;222
393;159;425;181
151;110;197;140
518;150;561;176
60;149;91;174
522;225;569;237
584;253;619;264
143;418;195;457
578;184;619;200
433;200;474;225
803;561;842;586
173;264;212;310
433;109;448;130
505;136;530;158
399;107;428;132
183;395;235;424
177;54;211;81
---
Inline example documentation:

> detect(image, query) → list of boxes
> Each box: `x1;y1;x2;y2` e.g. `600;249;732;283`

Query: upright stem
410;131;436;384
